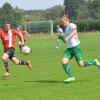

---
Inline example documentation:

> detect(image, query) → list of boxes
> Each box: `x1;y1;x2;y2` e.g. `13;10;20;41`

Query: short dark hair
61;15;70;20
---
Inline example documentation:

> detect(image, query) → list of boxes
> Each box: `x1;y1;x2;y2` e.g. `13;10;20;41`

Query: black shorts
5;47;15;60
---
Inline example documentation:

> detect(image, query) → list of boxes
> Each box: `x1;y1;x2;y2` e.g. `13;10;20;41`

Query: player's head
61;15;70;27
4;23;11;30
17;26;23;31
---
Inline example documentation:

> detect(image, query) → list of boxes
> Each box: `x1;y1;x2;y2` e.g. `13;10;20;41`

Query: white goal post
23;20;53;35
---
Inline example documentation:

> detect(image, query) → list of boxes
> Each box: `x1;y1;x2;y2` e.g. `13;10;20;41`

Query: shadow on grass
24;79;91;84
24;80;64;84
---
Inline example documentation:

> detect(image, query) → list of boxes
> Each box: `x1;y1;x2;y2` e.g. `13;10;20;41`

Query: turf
0;33;100;100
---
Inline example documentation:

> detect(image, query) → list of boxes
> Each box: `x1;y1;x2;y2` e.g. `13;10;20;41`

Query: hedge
73;20;100;32
54;19;100;32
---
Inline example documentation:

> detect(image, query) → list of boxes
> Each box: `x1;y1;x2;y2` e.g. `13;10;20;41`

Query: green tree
88;0;100;19
77;2;88;20
64;0;79;19
64;0;86;19
45;5;64;20
0;3;21;27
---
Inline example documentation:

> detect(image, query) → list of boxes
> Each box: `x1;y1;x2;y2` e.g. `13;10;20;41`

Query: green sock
57;44;60;47
63;64;73;77
84;60;96;66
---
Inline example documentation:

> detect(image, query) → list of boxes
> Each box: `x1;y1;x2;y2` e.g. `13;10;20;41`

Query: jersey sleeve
70;23;77;30
13;30;19;36
60;28;63;33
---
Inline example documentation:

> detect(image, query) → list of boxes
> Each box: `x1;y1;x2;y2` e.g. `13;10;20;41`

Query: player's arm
65;28;77;43
25;31;30;38
18;32;25;45
15;30;25;46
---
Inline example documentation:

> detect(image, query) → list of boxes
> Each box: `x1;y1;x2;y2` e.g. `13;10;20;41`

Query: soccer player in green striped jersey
60;15;100;82
56;25;64;48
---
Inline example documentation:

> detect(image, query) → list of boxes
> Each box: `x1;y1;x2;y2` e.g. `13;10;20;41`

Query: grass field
0;33;100;100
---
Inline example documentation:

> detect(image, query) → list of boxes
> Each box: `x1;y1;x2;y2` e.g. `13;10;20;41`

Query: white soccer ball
22;45;31;54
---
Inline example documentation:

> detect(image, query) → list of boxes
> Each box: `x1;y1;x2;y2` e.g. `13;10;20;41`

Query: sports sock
63;64;73;77
57;44;60;47
83;60;96;66
3;60;9;72
19;60;28;65
3;60;8;66
19;45;23;50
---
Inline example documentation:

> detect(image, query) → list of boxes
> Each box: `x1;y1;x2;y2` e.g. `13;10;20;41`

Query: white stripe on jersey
8;30;12;47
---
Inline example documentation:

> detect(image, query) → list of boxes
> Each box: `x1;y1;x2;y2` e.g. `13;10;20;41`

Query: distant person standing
56;25;64;48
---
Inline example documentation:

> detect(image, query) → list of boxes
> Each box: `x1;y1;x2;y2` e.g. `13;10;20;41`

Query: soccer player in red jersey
17;26;30;50
0;23;32;76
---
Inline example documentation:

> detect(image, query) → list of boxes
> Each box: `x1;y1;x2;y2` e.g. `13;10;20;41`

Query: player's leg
74;45;100;68
2;47;16;76
61;58;72;77
11;56;32;70
2;53;10;76
59;35;65;42
78;60;97;67
61;49;75;82
18;41;24;51
56;36;65;48
56;38;60;48
78;59;100;68
18;41;22;50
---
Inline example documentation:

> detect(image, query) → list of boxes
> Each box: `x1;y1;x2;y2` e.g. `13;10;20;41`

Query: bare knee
78;60;84;67
2;55;8;61
61;58;69;65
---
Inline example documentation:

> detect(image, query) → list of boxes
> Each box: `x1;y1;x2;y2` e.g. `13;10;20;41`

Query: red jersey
0;29;19;49
21;31;27;41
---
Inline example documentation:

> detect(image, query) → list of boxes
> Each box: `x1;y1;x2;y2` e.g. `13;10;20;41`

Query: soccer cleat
56;46;60;49
4;72;11;76
64;77;75;83
94;59;100;69
26;60;32;70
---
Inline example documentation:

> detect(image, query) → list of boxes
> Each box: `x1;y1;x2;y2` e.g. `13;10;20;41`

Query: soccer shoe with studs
4;72;11;76
56;46;60;49
64;77;75;83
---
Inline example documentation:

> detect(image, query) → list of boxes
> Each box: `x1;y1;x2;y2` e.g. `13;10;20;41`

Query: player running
56;25;64;48
17;26;30;51
60;15;100;82
0;23;32;76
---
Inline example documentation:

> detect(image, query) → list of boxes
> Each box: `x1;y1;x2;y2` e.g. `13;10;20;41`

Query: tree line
0;1;100;31
0;3;21;28
64;0;100;20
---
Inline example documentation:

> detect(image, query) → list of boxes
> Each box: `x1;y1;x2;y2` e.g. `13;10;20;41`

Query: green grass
0;33;100;100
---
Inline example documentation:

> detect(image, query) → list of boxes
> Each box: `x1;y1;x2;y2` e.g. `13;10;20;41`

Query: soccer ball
22;45;31;55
